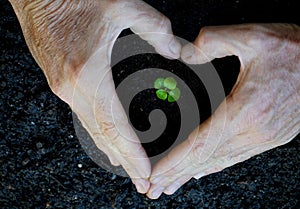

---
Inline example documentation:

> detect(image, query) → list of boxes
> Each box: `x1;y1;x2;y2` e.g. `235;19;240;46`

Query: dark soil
112;53;239;158
1;0;299;208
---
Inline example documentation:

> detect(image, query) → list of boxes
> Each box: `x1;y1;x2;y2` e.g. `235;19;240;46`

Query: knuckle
162;16;171;28
99;120;120;142
119;148;133;158
48;80;73;105
92;132;107;148
120;142;144;159
195;26;209;46
93;131;116;150
199;26;209;35
195;26;217;48
191;141;206;164
186;133;206;164
245;26;266;47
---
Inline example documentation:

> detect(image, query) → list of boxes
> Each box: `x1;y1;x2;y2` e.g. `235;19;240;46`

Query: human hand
9;0;181;193
147;23;300;199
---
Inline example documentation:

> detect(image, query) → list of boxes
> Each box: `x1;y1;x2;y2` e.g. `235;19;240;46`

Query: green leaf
168;87;181;102
167;95;176;102
164;77;177;90
154;78;165;89
156;89;168;100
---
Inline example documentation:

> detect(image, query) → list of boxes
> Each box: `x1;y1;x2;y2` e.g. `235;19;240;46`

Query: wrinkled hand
9;0;181;193
147;24;300;199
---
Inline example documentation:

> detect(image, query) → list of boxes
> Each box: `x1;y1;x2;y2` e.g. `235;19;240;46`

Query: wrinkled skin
147;24;300;199
9;0;300;199
9;0;181;194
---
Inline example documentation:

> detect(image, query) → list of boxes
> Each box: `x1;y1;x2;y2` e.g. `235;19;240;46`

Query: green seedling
154;77;181;102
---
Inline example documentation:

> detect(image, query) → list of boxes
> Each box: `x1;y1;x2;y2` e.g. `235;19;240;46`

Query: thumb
181;24;257;64
112;0;181;59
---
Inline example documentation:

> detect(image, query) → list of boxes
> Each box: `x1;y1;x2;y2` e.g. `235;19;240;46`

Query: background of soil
1;0;299;208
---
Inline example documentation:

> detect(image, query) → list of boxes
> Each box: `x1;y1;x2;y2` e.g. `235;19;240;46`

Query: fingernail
181;43;195;60
135;182;145;193
151;187;164;199
165;182;181;195
133;179;148;194
168;38;181;57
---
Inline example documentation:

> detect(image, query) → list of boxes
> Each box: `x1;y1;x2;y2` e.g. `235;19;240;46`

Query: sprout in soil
154;77;181;102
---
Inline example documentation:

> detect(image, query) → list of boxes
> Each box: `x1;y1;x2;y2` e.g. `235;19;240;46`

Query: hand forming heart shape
9;0;300;199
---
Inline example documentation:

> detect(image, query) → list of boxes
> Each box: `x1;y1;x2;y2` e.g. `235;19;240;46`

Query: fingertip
109;158;120;166
164;182;181;195
133;178;150;194
129;6;181;60
181;43;195;63
168;37;181;59
152;35;181;60
143;180;151;193
146;192;157;200
181;43;211;64
147;187;164;199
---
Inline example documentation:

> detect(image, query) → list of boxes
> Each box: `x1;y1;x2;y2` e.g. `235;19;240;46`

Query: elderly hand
9;0;181;194
147;23;300;199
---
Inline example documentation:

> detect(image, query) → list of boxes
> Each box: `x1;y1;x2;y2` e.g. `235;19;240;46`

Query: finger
147;140;197;199
147;102;228;197
93;137;121;167
95;74;151;176
110;143;151;193
114;0;181;59
75;86;151;192
181;24;258;64
131;15;181;59
72;53;151;190
192;139;279;180
147;175;192;199
80;38;151;193
132;178;150;194
69;89;122;167
94;79;152;195
164;175;191;195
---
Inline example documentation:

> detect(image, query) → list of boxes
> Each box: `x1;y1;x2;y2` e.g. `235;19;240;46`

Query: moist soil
1;0;299;208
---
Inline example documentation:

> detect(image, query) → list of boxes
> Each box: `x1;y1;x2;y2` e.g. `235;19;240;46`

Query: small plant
154;77;181;102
